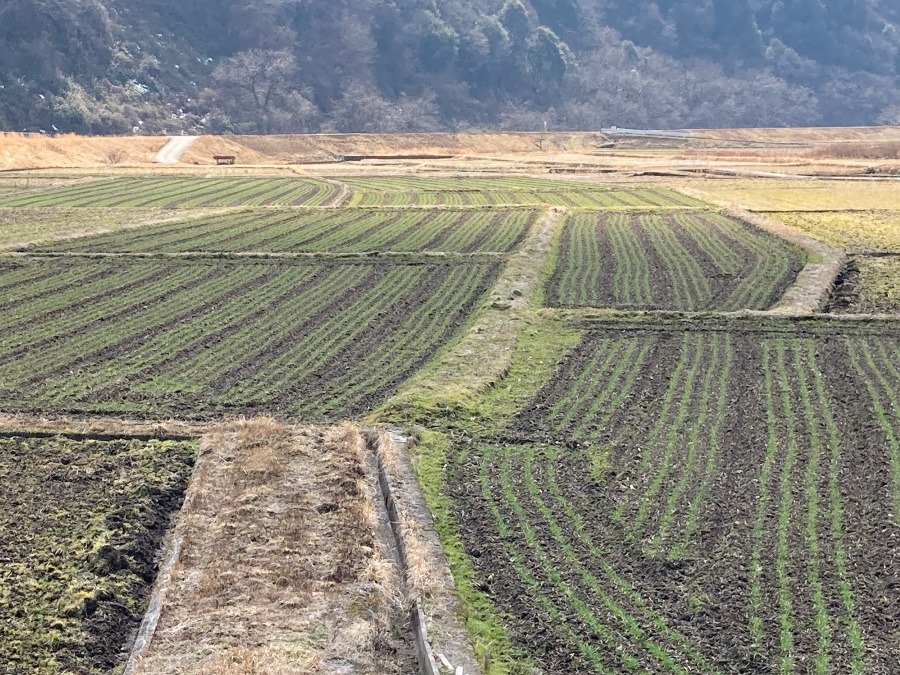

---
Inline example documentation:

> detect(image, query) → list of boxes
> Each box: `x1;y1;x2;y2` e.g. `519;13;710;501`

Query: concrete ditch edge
369;429;482;675
121;448;207;675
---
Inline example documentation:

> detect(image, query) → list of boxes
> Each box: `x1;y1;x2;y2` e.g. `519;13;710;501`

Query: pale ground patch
0;207;235;250
687;178;900;211
0;133;165;169
0;412;211;437
772;210;900;251
131;419;414;675
5;130;899;177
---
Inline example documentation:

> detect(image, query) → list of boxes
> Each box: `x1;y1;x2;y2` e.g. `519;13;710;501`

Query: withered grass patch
132;420;412;675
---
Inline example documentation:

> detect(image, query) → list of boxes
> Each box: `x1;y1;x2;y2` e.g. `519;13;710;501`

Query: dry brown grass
686;178;900;211
0;412;210;437
132;420;412;675
231;132;607;163
805;142;900;160
0;132;165;169
180;137;269;166
0;206;233;251
689;126;900;143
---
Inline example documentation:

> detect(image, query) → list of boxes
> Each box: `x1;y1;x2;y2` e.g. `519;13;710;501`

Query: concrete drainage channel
369;429;481;675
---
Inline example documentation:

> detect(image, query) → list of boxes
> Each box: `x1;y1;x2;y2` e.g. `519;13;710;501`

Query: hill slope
0;0;897;134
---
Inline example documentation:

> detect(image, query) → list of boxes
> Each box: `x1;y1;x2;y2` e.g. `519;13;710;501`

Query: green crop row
0;177;338;208
845;337;900;522
349;188;702;208
341;175;705;208
0;258;498;419
545;211;803;310
468;442;714;674
751;338;865;674
42;207;539;255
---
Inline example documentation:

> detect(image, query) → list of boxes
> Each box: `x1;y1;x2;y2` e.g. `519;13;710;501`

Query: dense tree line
0;0;896;133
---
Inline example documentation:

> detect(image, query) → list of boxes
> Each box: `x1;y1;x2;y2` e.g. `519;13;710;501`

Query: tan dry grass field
773;210;900;251
131;420;414;675
689;179;900;211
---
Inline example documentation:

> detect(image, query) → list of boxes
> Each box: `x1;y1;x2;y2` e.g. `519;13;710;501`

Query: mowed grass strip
0;177;337;208
40;208;538;254
0;258;499;420
544;211;802;310
0;435;194;675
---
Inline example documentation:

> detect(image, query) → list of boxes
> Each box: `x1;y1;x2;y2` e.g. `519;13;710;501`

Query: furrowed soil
0;435;195;674
448;326;900;674
544;211;803;311
0;258;500;420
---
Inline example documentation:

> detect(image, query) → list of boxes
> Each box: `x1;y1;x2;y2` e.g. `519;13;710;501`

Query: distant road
152;136;197;163
601;127;691;139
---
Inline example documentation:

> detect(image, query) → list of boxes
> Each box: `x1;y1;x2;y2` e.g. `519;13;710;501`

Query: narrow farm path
376;207;565;417
127;420;415;675
152;136;197;164
320;177;352;206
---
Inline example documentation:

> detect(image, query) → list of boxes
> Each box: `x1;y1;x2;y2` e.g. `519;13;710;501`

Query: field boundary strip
0;429;196;442
377;207;565;415
674;187;846;315
372;429;482;675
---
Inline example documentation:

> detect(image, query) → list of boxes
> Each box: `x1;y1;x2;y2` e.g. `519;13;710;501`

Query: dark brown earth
452;326;900;674
0;435;194;674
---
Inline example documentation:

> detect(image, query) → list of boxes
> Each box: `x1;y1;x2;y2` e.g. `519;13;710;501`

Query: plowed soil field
449;325;900;674
545;211;803;311
0;435;195;674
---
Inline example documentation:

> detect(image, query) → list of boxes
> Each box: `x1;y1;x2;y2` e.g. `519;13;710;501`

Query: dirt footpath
128;419;414;675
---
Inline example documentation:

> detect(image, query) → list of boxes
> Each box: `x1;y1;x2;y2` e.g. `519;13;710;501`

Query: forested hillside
1;0;897;134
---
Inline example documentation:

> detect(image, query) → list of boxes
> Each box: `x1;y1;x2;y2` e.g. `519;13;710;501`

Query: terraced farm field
834;256;900;314
2;166;899;675
0;207;166;249
449;324;900;674
0;257;498;418
37;207;538;254
343;177;704;208
0;176;339;207
773;211;900;251
765;210;900;314
545;211;803;310
0;434;195;675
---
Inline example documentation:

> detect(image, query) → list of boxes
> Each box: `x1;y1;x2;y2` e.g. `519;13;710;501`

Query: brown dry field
3;128;899;175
